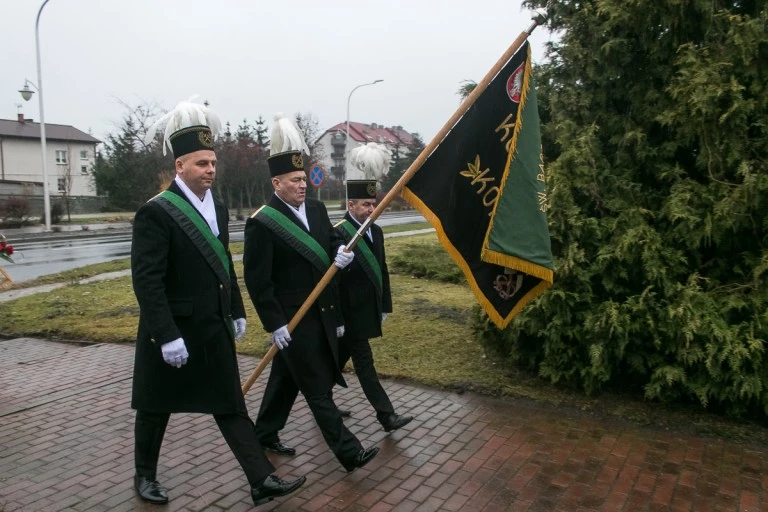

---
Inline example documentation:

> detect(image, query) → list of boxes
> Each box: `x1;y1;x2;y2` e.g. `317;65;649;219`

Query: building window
55;150;68;164
57;178;66;192
80;150;88;159
81;165;88;174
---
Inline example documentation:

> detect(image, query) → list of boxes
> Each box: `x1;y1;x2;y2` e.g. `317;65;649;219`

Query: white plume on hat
347;142;391;181
269;113;310;155
144;95;221;155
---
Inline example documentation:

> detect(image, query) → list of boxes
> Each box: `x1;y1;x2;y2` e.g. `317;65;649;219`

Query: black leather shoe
251;474;306;506
261;440;296;456
380;413;414;433
134;475;168;504
340;446;380;472
339;409;352;418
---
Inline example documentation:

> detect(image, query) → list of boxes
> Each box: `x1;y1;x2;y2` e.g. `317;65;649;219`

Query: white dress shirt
274;193;310;231
174;176;220;237
348;214;373;243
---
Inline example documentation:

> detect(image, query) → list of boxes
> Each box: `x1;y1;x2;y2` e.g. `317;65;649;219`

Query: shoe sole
253;496;274;506
261;446;296;456
135;493;169;505
253;477;306;507
135;485;169;505
343;448;380;472
383;417;413;433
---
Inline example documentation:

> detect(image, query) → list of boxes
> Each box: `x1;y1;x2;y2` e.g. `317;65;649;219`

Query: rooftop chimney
17;113;24;122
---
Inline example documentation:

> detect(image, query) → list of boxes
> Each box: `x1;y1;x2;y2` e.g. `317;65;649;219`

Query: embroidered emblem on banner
506;62;525;103
493;269;524;300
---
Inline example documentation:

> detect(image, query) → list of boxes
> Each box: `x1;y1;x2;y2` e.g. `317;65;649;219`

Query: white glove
234;318;246;341
271;325;291;350
381;313;388;323
334;245;354;269
161;337;189;368
336;325;345;338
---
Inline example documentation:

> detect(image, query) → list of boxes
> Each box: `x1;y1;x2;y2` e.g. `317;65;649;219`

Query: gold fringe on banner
481;43;535;264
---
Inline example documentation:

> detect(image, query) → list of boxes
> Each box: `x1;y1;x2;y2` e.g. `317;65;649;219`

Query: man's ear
271;177;281;189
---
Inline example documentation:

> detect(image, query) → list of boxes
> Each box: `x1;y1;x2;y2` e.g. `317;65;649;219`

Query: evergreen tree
478;1;768;416
213;122;236;206
385;133;425;196
456;80;478;102
251;116;271;206
92;107;168;210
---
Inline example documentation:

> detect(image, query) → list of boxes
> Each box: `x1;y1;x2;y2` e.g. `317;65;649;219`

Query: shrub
478;0;768;418
0;198;31;227
50;202;64;224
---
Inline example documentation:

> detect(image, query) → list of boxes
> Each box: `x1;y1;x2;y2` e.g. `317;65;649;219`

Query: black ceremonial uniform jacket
130;181;246;414
243;196;346;392
335;212;393;340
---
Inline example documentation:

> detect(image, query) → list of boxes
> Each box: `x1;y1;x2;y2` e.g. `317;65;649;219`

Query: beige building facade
0;115;101;197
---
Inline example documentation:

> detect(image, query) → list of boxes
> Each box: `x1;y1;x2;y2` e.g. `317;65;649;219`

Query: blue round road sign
309;164;325;188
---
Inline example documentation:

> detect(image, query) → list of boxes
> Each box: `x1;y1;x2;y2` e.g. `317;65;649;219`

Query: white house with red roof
0;114;101;197
315;121;416;181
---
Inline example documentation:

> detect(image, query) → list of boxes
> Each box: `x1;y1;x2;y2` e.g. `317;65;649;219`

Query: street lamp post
344;79;383;208
19;0;53;231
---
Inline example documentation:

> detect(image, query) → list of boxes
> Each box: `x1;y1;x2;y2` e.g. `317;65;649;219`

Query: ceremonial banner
401;41;553;329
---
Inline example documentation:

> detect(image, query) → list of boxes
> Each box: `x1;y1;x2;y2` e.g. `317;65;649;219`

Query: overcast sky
2;0;554;145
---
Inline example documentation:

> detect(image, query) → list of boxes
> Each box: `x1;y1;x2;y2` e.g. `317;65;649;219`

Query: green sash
153;190;235;341
254;206;331;273
337;220;383;295
153;191;231;283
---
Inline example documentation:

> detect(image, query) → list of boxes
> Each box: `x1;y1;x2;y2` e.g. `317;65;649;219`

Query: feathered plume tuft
270;114;310;155
347;142;391;181
144;95;221;155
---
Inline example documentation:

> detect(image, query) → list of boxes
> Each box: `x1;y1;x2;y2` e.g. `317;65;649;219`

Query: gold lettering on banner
483;187;500;207
537;191;550;213
495;113;515;152
460;154;499;215
472;168;495;194
537;148;549;212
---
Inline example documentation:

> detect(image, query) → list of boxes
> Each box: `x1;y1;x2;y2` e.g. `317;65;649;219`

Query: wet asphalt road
3;212;424;283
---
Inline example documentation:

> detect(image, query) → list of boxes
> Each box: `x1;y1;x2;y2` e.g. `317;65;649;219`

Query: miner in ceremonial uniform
131;98;305;507
243;115;379;472
335;178;413;433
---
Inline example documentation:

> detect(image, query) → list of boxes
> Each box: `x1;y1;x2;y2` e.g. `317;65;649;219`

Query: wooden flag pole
0;267;13;291
241;17;545;395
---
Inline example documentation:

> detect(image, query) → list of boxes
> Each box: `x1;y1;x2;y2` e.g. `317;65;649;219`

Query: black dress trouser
338;335;395;420
135;410;274;487
253;353;362;461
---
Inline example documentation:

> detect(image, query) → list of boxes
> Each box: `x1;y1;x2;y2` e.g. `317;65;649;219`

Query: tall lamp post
19;0;53;231
344;79;383;208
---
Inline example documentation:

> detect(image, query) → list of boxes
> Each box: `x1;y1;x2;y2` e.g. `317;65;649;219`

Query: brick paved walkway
0;338;766;512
